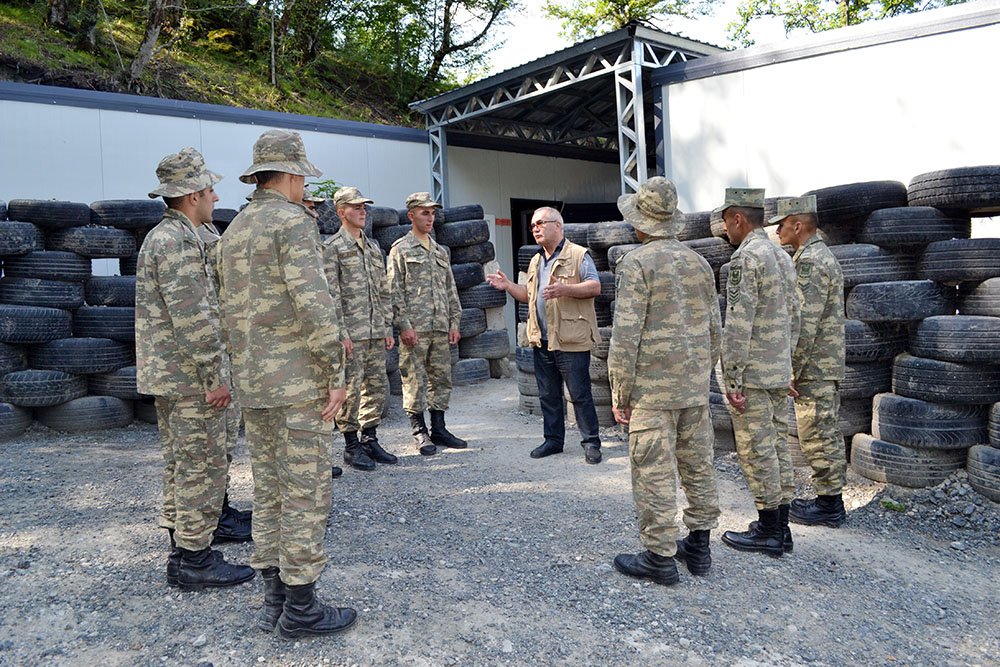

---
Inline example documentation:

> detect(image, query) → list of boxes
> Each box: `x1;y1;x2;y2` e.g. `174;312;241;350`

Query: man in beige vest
486;207;603;464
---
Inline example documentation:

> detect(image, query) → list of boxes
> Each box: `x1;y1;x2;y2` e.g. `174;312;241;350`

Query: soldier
136;147;255;591
773;195;848;526
387;192;467;456
195;218;254;543
302;187;324;218
323;186;397;472
219;130;356;639
485;207;603;464
717;188;800;558
608;177;722;585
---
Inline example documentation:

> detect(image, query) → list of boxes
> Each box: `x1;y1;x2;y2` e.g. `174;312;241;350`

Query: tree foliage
728;0;969;46
543;0;715;41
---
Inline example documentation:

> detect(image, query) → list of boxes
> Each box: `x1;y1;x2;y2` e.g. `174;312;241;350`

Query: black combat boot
789;493;847;527
331;465;343;479
343;431;376;471
429;409;467;449
223;493;252;522
166;528;180;587
361;426;398;464
721;509;785;558
176;547;256;591
674;529;712;576
259;567;286;632
612;550;680;586
213;497;253;544
275;581;358;639
409;412;437;456
747;505;793;553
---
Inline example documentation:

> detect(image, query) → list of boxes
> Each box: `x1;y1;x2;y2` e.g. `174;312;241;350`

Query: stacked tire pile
366;203;507;395
0;199;163;440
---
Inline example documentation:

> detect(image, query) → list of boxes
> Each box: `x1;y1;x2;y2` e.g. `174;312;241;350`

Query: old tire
29;337;133;374
85;276;136;307
0;221;39;256
587;221;637;250
892;352;1000;405
908;315;1000;364
440;204;484;224
452;358;490;385
845;280;956;322
35;395;134;433
518;245;541;272
46;225;136;258
871;393;987;449
450;241;495;265
72;306;136;343
515;345;534;373
88;365;141;401
592;326;613;360
858;207;970;247
7;200;92;229
436;219;489;248
367;206;400;229
89;200;165;230
830;244;916;289
459;330;509;360
373;224;410;252
0;278;85;309
0;342;27;375
2;250;91;282
0;305;73;344
561;223;592;246
607;244;640;272
0;402;32;440
452;262;485;290
845;320;907;362
850;433;966;488
459;283;507;310
966;445;1000;502
676;211;712;242
683;237;734;272
0;369;87;407
459;308;487;339
802;181;908;227
596;271;616;303
918;238;1000;283
119;255;138;276
907;166;1000;216
517;369;539;396
841;361;892;399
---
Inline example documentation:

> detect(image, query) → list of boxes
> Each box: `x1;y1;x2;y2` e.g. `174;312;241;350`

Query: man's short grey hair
533;206;563;224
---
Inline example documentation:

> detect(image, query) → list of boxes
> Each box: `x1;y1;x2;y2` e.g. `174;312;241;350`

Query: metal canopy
410;24;723;204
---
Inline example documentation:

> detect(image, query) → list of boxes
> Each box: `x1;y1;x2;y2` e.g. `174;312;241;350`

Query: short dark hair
732;206;764;227
163;194;187;209
253;170;284;186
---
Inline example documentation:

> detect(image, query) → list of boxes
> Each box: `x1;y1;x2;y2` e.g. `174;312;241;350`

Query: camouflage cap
712;187;766;214
148;147;222;199
405;192;442;209
239;129;322;184
617;176;682;237
303;187;325;203
334;186;374;208
768;195;817;224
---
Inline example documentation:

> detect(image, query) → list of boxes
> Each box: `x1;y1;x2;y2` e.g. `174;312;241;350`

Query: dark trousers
533;343;601;448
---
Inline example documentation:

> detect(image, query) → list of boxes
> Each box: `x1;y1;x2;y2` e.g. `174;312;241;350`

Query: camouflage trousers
399;330;452;413
336;338;388;433
628;405;721;557
794;380;846;496
243;399;334;586
224;398;241;486
155;396;228;551
730;387;795;510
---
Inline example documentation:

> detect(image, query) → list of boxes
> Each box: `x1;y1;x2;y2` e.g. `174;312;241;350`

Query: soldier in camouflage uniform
608;177;722;586
774;195;848;527
136;147;255;591
387;192;467;455
219;130;356;639
323;186;397;471
717;188;801;558
195;220;253;543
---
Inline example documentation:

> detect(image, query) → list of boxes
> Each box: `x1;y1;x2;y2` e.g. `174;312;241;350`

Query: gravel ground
1;377;998;666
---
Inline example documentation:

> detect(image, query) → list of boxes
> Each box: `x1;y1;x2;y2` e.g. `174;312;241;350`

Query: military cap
405;192;442;209
148;147;222;199
239;129;321;184
713;187;765;214
768;195;817;225
617;176;681;237
303;187;325;203
334;186;374;208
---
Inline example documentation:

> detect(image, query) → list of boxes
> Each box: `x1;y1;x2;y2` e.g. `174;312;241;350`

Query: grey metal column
614;40;648;194
429;124;449;206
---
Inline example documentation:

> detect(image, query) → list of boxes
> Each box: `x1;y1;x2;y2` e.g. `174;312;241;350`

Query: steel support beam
429;125;448;206
615;41;648;194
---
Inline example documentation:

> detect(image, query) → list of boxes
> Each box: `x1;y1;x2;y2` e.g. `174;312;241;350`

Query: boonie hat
769;195;817;225
303;187;325;203
405;192;442;209
239;130;321;184
148;147;222;199
334;186;374;208
713;187;765;215
617;177;681;237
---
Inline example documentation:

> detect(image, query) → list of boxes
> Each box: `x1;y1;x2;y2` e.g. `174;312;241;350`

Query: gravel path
1;378;998;666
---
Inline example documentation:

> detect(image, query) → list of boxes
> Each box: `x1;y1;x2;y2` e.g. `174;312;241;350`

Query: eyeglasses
530;219;559;230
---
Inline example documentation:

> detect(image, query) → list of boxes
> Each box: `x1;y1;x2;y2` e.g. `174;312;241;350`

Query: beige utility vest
525;240;600;352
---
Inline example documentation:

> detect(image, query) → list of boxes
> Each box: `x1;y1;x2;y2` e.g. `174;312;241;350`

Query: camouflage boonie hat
713;188;765;214
239;130;321;184
148;147;222;199
405;192;442;209
303;187;325;203
769;195;817;225
617;176;682;237
334;186;373;208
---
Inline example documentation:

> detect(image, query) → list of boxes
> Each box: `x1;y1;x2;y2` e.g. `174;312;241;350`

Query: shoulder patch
798;262;813;279
729;264;742;287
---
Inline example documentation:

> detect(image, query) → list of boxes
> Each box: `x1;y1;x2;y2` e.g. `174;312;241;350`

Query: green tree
729;0;969;46
544;0;714;41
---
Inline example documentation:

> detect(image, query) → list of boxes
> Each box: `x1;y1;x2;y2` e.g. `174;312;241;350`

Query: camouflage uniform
609;179;722;558
136;150;229;553
218;132;345;586
323;223;392;433
387;231;461;413
788;226;846;496
723;225;801;511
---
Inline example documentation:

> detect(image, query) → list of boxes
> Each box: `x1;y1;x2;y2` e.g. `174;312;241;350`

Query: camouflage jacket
135;208;229;398
387;231;461;333
792;235;845;382
322;225;392;341
218;188;344;408
722;228;801;393
609;236;721;410
195;222;223;291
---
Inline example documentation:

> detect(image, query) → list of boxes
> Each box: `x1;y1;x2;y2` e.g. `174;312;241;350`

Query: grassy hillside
0;2;423;127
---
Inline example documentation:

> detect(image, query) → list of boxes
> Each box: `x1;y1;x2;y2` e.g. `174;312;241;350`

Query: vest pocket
559;314;592;346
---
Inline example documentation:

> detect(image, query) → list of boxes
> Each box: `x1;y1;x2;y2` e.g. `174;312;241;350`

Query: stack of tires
0;199;164;439
370;203;505;394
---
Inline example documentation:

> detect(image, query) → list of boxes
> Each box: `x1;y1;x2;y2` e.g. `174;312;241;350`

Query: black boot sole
212;533;253;545
673;555;711;576
346;462;376;471
720;533;784;558
276;614;358;639
612;560;679;586
788;515;846;528
177;571;256;591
